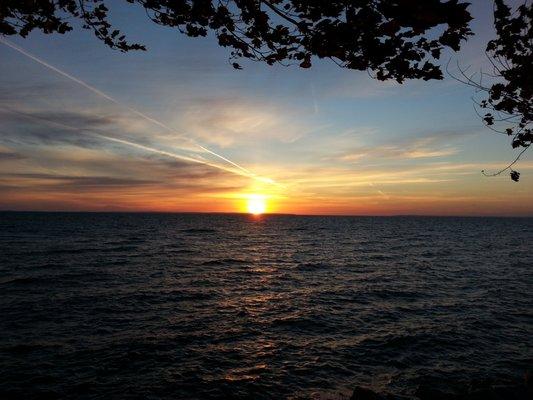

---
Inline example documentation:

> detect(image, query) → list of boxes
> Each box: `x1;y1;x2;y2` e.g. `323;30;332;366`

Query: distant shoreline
1;210;532;218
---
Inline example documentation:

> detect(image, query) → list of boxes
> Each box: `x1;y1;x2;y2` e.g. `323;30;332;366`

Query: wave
180;228;217;234
201;258;248;266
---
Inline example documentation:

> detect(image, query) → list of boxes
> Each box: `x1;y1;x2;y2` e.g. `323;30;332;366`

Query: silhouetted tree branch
1;0;473;82
450;0;532;181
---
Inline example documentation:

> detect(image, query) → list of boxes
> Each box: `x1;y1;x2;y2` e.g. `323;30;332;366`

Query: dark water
0;212;532;399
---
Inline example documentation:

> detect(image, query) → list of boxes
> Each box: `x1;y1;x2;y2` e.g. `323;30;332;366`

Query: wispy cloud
0;145;26;161
337;131;472;163
177;97;312;147
0;141;250;211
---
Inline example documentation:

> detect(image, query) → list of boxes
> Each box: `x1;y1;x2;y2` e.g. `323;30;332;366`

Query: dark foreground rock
414;384;532;400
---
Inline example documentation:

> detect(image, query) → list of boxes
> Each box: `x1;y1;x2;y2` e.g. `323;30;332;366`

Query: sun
246;195;267;215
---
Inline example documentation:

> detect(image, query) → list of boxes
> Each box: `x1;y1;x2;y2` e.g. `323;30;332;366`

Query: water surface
0;213;531;399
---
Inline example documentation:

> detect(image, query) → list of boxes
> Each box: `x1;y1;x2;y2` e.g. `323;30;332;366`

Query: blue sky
0;0;531;215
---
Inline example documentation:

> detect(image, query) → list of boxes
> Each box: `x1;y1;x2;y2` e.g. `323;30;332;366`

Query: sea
0;212;531;399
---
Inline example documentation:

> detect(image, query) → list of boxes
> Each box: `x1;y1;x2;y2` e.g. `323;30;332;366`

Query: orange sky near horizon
1;155;532;216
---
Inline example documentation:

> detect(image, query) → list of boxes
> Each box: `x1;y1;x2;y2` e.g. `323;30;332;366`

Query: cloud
337;131;471;163
0;82;73;103
0;146;26;161
1;173;158;188
0;108;119;148
0;102;251;211
0;142;245;183
177;97;311;147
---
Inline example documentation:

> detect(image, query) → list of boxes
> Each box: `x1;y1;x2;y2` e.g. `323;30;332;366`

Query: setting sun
246;195;267;215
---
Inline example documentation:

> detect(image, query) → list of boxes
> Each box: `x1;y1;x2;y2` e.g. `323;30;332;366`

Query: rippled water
0;212;532;399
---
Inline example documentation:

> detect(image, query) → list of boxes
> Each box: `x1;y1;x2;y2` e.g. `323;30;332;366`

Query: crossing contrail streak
93;134;257;179
0;106;266;181
0;37;273;183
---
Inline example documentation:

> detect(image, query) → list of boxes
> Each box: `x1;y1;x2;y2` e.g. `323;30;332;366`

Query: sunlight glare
246;195;267;215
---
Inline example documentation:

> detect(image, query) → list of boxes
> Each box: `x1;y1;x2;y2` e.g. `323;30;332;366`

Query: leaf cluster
1;0;473;82
483;1;532;151
481;0;532;181
452;1;531;181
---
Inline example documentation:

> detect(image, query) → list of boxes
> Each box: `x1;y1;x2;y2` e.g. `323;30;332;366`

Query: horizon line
1;210;531;218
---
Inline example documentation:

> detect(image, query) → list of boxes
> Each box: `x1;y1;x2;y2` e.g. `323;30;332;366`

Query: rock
415;386;455;400
350;386;387;400
415;383;533;400
525;370;533;394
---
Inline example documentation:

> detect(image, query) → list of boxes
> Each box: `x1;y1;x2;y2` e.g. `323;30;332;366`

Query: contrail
100;134;278;185
0;106;268;181
94;134;259;179
0;37;272;182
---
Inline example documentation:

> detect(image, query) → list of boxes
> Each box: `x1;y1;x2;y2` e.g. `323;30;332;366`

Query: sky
0;0;532;216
